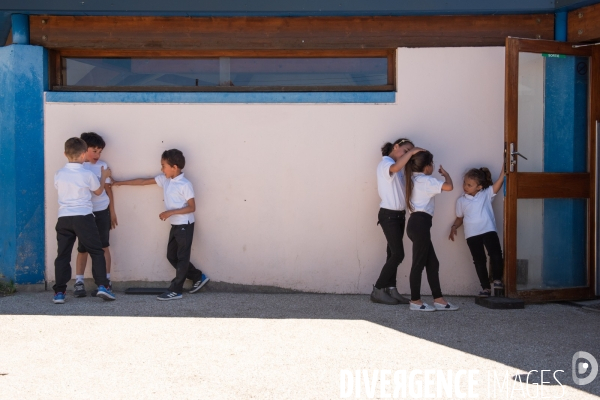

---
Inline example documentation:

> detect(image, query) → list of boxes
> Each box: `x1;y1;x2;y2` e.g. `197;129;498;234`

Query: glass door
504;38;599;301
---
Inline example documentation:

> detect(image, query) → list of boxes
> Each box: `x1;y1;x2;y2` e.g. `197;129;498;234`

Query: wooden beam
568;2;600;42
29;15;554;50
516;173;591;198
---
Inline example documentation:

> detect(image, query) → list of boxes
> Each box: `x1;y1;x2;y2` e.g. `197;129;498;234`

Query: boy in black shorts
53;137;115;303
74;132;117;297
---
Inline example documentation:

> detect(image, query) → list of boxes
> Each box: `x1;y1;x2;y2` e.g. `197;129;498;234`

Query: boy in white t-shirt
53;137;115;304
74;132;117;298
113;149;209;301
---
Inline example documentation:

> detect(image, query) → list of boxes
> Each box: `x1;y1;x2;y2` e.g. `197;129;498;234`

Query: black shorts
77;207;110;252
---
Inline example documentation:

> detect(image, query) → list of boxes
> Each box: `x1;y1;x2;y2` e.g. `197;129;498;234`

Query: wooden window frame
50;49;396;92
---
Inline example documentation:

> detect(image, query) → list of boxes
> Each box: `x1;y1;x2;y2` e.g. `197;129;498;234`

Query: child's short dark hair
161;149;185;170
80;132;105;149
465;168;493;189
64;137;88;159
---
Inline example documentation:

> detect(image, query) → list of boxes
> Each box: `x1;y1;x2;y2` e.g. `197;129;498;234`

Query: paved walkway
0;291;599;399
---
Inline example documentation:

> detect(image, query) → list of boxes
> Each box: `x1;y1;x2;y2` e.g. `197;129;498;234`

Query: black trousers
167;223;203;293
466;231;504;290
53;214;109;293
375;208;406;289
406;212;443;301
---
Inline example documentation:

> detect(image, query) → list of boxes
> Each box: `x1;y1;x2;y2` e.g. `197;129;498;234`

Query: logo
572;351;598;386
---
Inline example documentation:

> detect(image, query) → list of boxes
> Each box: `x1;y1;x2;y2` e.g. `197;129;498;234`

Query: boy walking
53;137;115;303
74;132;117;297
113;149;209;300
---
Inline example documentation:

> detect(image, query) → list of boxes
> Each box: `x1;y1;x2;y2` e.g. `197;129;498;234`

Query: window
52;50;395;92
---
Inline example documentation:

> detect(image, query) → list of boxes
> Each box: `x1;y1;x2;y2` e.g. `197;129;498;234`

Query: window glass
64;57;389;88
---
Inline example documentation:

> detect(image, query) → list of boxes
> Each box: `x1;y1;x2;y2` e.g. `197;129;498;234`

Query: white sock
76;275;84;283
106;273;111;280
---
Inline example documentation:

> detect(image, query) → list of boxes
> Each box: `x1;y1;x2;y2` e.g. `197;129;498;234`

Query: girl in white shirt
404;150;457;311
372;138;424;305
449;167;505;297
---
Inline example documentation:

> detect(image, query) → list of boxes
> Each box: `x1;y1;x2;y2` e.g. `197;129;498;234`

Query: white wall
44;47;506;295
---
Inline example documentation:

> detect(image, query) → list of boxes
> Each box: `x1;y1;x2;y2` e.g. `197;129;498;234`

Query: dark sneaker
478;289;491;297
190;274;209;294
433;301;459;311
385;287;410;304
409;301;436;312
53;292;66;304
96;285;116;301
157;291;182;301
370;286;400;305
91;281;110;297
493;281;504;290
73;281;86;298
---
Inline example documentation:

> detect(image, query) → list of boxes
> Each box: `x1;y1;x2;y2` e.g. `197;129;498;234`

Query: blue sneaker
53;292;66;304
190;274;209;293
96;285;116;301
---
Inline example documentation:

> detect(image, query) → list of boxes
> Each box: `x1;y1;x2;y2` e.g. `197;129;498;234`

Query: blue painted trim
45;91;396;104
554;10;568;41
0;0;561;16
2;0;600;16
10;13;28;44
0;45;46;284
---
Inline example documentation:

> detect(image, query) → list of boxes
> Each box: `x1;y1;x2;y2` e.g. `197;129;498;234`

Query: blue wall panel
542;56;588;288
0;44;46;284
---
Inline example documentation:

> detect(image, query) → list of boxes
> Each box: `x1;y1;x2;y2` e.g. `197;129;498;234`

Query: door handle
511;151;528;160
509;143;527;172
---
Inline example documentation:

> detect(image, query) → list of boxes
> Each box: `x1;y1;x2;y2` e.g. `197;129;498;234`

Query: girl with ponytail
371;138;424;305
449;165;505;297
404;150;457;311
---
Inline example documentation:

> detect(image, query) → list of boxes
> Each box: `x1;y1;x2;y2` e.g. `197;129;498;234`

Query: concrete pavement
0;291;599;399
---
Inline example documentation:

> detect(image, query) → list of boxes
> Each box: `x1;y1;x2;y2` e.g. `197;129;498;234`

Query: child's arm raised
438;165;453;191
112;178;157;186
92;166;111;196
159;198;196;221
389;147;425;174
492;165;506;194
449;217;463;241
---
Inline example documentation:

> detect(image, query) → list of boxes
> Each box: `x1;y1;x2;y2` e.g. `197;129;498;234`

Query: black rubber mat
475;296;525;309
124;287;169;295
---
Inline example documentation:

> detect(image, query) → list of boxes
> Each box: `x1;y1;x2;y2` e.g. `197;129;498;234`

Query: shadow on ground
1;291;599;396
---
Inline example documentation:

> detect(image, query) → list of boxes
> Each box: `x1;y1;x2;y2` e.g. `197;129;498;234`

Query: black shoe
370;286;400;305
73;281;87;298
385;287;410;304
190;274;209;294
157;291;182;301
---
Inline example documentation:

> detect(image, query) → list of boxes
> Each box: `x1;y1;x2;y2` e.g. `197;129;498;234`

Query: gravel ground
0;291;599;399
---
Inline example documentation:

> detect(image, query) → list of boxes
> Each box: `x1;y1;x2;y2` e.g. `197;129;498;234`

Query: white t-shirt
54;163;100;217
155;173;195;225
377;156;406;211
456;186;497;239
410;173;444;216
82;160;111;212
